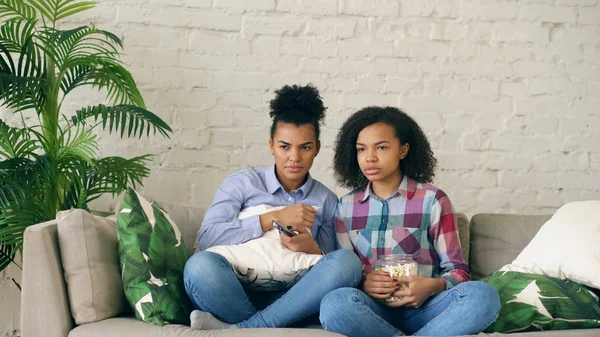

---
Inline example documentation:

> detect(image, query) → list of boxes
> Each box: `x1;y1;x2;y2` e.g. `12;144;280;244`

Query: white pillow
206;205;322;291
501;200;600;289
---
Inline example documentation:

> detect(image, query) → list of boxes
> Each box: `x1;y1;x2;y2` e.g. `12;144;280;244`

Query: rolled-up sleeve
429;191;470;289
197;175;263;250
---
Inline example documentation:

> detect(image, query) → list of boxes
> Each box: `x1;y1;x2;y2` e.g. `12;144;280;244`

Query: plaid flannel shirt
335;176;470;289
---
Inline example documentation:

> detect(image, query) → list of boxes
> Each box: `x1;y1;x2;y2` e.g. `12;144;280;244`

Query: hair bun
269;84;326;122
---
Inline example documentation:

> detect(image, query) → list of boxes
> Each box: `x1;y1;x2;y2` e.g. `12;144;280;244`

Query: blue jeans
183;249;363;328
319;281;500;337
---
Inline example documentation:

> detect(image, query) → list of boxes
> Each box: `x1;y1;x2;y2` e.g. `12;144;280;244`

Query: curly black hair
333;106;437;189
269;84;326;140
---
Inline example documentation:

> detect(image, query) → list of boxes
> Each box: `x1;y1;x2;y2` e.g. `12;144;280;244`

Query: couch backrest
456;213;470;265
155;201;205;257
468;213;551;280
109;196;551;280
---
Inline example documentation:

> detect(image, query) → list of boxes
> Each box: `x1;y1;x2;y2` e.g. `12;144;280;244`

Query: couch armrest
21;220;74;337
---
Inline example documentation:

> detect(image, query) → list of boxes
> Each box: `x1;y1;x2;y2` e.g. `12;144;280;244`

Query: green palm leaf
0;72;45;112
0;37;47;112
0;240;16;271
73;104;172;138
89;61;145;107
0;0;37;20
0;201;52;244
85;155;151;198
0;119;40;159
59;60;145;107
54;122;98;164
59;63;91;94
25;0;96;24
0;18;37;53
44;25;120;68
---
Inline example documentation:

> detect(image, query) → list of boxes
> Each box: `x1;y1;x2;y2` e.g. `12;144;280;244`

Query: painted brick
276;0;337;15
340;0;400;17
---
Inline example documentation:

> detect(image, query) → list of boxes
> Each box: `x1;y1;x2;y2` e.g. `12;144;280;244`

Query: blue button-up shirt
197;165;339;254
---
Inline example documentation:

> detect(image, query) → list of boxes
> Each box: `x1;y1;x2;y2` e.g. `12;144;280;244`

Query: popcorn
375;261;418;303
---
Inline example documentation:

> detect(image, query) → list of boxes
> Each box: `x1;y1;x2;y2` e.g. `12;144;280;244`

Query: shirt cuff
240;215;264;241
442;275;456;290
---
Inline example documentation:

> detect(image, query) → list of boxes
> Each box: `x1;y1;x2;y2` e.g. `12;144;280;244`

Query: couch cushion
117;189;192;325
206;204;322;291
56;209;127;324
482;271;600;333
113;193;205;258
507;200;600;289
469;214;551;280
69;317;344;337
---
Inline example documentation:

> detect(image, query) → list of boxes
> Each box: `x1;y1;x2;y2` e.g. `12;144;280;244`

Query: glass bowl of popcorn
373;254;418;303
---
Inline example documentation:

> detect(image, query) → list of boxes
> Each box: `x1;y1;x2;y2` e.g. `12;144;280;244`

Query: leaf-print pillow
117;188;193;325
482;271;600;333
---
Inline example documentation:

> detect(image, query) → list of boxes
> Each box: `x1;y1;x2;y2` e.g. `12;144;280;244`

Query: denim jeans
319;281;500;337
183;249;363;328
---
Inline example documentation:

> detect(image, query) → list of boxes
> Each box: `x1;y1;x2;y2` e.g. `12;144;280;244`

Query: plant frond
0;18;37;53
0;241;16;271
59;63;91;95
0;201;52;245
0;0;37;20
92;61;145;107
72;104;172;138
45;25;121;69
0;152;48;210
25;0;96;25
0;72;47;113
54;120;98;164
0;120;40;159
86;155;151;197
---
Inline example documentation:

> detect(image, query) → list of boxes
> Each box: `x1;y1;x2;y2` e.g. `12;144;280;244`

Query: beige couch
19;202;600;337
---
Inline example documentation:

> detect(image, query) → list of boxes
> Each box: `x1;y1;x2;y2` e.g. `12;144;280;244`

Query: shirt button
382;218;387;223
379;238;384;241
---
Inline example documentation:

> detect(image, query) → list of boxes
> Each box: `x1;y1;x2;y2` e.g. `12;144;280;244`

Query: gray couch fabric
469;214;551;280
20;203;599;337
69;317;342;337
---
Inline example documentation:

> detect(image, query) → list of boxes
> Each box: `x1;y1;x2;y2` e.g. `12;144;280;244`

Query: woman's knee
320;288;356;323
459;281;501;320
322;249;363;285
183;251;229;287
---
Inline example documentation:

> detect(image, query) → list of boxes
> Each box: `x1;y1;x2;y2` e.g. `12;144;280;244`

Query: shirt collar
265;164;314;198
359;175;417;203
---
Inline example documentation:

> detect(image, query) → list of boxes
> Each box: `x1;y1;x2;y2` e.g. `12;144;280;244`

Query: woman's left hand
385;276;445;308
279;225;321;255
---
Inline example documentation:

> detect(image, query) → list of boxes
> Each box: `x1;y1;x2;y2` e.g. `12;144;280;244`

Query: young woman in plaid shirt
319;106;500;337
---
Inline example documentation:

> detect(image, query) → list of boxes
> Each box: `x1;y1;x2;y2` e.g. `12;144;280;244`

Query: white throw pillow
501;200;600;289
206;205;322;291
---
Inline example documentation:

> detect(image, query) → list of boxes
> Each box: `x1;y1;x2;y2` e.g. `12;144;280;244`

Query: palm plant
0;0;173;278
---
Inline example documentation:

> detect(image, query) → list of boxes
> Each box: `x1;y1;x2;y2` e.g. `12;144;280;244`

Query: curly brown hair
333;106;437;189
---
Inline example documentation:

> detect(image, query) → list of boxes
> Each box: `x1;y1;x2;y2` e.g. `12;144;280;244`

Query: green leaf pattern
482;271;600;333
117;188;192;326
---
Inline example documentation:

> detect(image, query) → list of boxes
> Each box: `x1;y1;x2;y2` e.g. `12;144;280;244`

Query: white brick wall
1;0;600;334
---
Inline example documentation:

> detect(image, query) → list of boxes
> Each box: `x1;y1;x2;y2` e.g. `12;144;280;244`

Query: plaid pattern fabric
335;176;470;289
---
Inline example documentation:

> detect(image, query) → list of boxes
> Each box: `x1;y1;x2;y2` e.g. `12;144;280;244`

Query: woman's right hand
362;270;398;300
274;204;316;228
259;204;316;232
